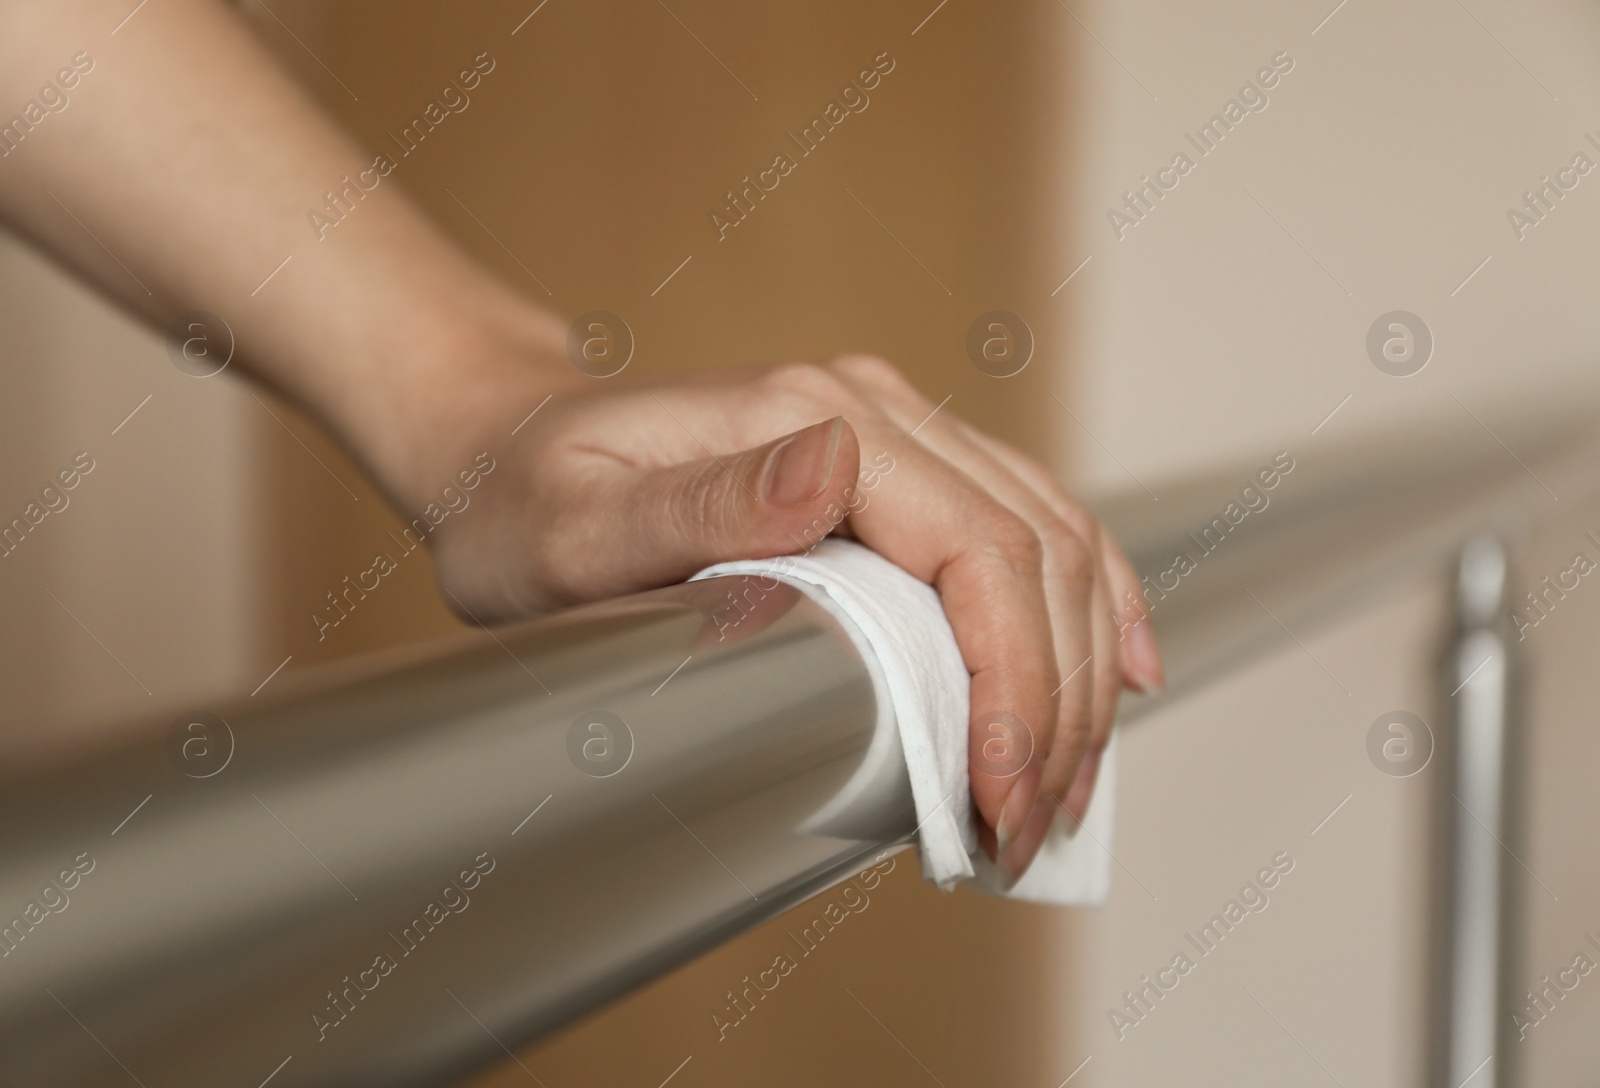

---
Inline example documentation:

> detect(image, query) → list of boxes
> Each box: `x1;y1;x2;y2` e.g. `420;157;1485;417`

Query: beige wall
1061;1;1600;1084
1072;0;1600;484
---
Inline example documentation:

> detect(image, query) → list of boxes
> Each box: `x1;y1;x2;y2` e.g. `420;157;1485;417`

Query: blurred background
3;0;1599;1083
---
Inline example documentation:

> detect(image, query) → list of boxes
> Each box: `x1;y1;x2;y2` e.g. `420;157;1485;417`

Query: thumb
622;415;860;583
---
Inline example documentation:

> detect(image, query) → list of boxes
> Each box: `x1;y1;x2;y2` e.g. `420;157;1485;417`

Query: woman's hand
424;352;1164;881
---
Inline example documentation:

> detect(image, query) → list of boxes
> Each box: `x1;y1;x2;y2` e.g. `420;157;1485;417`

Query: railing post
1430;534;1521;1088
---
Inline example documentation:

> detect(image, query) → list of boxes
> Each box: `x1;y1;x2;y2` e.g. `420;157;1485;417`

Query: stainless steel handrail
2;405;1595;1087
0;581;914;1087
1101;407;1600;715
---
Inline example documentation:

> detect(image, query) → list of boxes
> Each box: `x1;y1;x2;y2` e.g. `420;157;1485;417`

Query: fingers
822;359;1094;873
1052;526;1161;824
953;425;1161;823
946;450;1098;828
1097;521;1164;694
637;358;1084;873
955;425;1117;769
961;424;1163;696
832;426;1062;867
827;355;1160;871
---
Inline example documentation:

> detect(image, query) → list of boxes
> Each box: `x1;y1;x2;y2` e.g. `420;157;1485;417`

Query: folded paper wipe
692;539;1116;906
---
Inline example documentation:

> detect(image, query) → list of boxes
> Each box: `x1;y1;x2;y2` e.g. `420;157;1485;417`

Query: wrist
334;295;583;517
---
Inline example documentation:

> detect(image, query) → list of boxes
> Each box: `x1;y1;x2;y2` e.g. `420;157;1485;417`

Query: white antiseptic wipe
692;539;1116;906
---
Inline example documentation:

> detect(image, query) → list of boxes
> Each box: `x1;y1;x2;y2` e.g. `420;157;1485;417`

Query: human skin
0;0;1161;879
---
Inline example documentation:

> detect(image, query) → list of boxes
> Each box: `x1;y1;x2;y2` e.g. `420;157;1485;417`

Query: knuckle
978;511;1044;574
1045;524;1096;588
1068;506;1104;550
1068;503;1101;540
763;360;852;407
827;353;912;394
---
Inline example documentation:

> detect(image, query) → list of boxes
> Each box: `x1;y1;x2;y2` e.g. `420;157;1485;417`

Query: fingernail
995;763;1040;855
764;417;842;506
1124;617;1166;694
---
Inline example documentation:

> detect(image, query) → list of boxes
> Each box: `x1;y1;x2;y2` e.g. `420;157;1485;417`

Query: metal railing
1;405;1593;1087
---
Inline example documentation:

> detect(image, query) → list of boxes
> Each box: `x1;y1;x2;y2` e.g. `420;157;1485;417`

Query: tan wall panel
252;2;1088;1085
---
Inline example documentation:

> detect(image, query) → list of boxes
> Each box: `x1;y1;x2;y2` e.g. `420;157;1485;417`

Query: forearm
0;0;576;509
